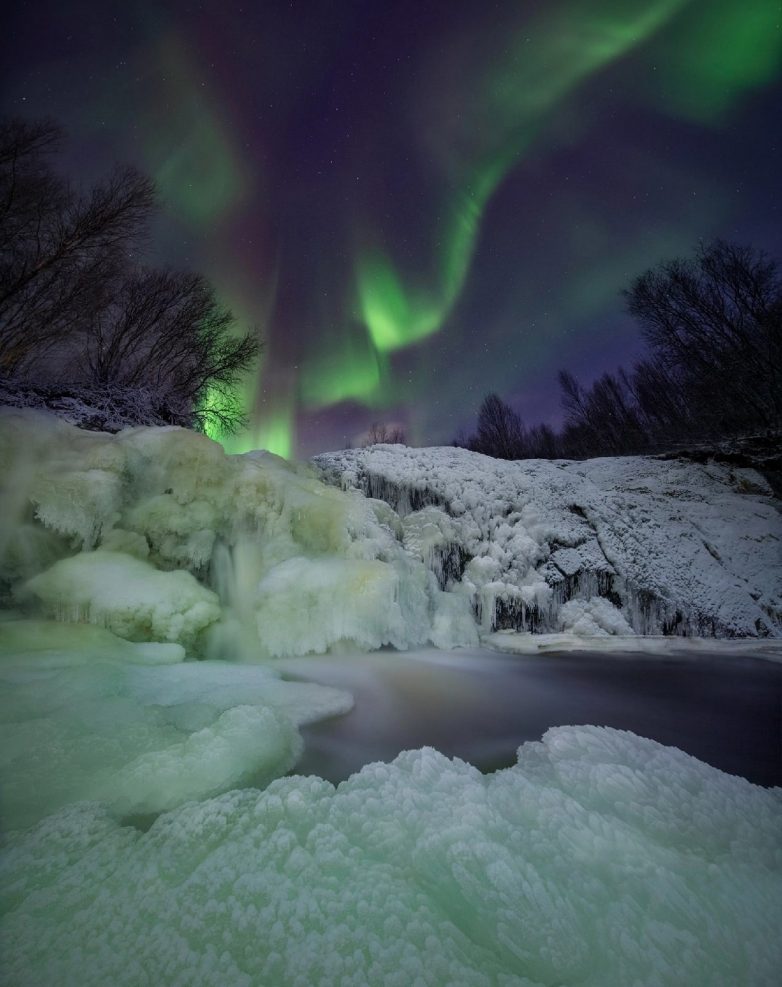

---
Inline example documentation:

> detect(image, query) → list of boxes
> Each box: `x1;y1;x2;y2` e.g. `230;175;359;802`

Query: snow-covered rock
315;445;782;638
2;726;780;986
22;551;221;647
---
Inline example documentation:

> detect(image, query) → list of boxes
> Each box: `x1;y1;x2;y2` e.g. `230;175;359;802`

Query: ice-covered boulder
22;551;221;647
315;445;782;638
1;726;779;986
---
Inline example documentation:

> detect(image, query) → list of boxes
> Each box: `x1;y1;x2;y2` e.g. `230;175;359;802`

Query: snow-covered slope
2;726;780;987
315;445;782;638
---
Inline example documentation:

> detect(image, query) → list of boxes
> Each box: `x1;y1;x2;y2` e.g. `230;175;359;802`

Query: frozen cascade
1;408;779;650
0;410;477;658
314;444;782;638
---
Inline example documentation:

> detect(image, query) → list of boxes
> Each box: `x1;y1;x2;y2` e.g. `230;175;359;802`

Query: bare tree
459;242;781;461
625;358;693;446
525;423;560;458
557;240;781;457
0;117;259;434
467;393;527;459
0;118;155;375
81;269;257;432
363;422;406;446
625;239;782;433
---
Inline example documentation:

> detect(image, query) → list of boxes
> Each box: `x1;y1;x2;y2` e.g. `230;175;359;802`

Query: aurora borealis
1;0;780;457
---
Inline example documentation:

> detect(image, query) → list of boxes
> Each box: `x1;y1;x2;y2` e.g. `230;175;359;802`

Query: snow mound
22;551;221;647
559;596;635;636
2;726;780;986
315;445;782;638
0;620;352;830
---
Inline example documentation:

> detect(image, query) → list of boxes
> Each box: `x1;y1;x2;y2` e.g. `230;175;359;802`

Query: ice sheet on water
1;725;780;986
0;619;352;830
483;629;782;660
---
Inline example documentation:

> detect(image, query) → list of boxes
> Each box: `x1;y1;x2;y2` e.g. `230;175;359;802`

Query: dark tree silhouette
459;241;781;461
559;369;647;456
625;239;781;434
625;358;693;446
525;423;560;459
0;117;259;434
464;393;526;459
0;118;155;375
82;269;257;433
363;422;406;446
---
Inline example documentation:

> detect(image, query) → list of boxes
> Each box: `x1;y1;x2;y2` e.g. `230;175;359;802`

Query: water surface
279;648;782;787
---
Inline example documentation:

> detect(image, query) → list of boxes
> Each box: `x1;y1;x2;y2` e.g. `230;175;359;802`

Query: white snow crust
2;725;780;987
315;445;782;638
0;619;351;830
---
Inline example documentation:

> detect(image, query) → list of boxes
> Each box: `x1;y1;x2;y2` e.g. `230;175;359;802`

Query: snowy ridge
2;725;780;987
315;445;782;638
0;378;191;432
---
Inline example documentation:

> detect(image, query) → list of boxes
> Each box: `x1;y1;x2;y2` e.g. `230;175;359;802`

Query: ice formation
0;619;351;830
2;726;780;987
0;410;474;657
315;445;782;638
1;412;780;986
23;551;221;647
3;410;779;653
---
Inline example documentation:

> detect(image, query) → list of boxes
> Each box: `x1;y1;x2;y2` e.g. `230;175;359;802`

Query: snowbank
315;445;782;638
0;619;351;830
2;726;780;986
22;551;221;647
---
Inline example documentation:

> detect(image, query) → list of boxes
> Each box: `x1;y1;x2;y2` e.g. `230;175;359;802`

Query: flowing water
279;647;782;787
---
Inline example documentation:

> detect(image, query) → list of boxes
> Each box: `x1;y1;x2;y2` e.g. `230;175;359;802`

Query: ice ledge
315;444;782;639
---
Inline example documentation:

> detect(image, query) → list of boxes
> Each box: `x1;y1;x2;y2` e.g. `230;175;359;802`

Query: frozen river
279;647;782;787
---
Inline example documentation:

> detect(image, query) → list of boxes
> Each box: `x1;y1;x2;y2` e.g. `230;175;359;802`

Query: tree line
0;117;257;433
459;239;781;460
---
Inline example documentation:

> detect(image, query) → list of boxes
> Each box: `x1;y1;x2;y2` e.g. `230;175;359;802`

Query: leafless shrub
362;422;406;446
0;117;258;434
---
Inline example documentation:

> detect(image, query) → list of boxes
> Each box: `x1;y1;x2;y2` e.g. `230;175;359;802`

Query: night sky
2;1;780;457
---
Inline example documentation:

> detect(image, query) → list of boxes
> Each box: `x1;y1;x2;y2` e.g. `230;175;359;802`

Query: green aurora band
352;0;780;361
354;0;693;357
147;37;249;228
197;0;779;456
